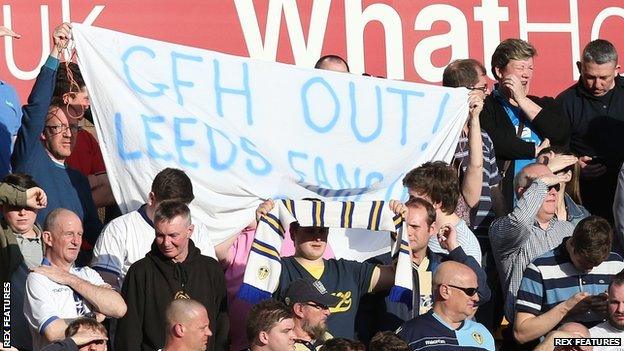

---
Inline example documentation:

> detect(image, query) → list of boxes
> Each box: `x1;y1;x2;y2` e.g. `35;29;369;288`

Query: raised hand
545;154;578;174
51;22;72;58
437;223;458;251
468;90;484;118
388;199;406;217
0;26;20;38
255;199;275;222
578;156;608;179
534;138;550;157
25;187;47;209
502;74;527;103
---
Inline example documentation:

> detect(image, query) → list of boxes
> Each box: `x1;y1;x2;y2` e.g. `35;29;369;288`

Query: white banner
71;23;468;247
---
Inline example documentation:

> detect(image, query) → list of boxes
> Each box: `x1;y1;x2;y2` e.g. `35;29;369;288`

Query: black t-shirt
275;257;375;339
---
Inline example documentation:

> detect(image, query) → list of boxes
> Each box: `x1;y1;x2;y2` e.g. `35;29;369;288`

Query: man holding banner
11;23;102;265
241;199;398;340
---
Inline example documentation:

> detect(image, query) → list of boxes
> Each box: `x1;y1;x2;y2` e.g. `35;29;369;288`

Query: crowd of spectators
2;22;624;351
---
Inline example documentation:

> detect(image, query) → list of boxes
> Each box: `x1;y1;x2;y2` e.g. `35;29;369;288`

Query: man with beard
590;269;624;349
282;279;340;350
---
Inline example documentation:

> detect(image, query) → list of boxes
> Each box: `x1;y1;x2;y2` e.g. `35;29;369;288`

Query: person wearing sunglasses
490;161;576;327
282;278;340;351
355;198;489;343
396;261;495;350
537;148;590;227
442;58;507;333
514;216;624;345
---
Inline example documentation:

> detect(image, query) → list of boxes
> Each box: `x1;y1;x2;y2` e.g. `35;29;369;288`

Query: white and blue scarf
238;199;414;308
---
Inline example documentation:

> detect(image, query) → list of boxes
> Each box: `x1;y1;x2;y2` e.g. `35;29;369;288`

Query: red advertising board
1;0;623;101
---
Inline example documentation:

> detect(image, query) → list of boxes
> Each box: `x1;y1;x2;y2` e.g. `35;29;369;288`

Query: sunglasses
548;183;561;192
306;302;329;310
447;284;478;297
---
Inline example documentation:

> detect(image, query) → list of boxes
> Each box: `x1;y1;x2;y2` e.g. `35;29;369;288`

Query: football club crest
174;291;190;299
258;266;270;280
472;331;484;344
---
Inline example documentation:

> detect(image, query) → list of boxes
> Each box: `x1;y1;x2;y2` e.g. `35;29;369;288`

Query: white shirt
91;206;217;284
24;259;106;351
590;321;624;351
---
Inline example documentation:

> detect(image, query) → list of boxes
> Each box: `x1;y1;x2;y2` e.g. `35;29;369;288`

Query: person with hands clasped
513;216;624;345
480;39;570;211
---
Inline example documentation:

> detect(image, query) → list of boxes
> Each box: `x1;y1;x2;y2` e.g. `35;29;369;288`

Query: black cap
283;279;340;308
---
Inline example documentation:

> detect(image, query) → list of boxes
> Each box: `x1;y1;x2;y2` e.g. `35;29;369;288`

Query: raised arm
11;23;69;168
0;183;47;208
461;91;485;208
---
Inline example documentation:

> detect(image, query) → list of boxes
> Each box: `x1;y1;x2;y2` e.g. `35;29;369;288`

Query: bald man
24;208;126;351
397;262;495;350
535;322;592;351
489;159;577;322
158;299;212;351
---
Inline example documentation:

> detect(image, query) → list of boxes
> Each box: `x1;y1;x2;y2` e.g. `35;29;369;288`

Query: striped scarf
238;199;414;307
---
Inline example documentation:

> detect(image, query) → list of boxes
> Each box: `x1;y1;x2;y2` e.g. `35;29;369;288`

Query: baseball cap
283;278;340;309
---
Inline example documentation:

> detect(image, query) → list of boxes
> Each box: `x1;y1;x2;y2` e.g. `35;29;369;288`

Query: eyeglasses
305;302;329;310
44;124;82;135
467;85;488;93
447;284;478;297
548;183;561;192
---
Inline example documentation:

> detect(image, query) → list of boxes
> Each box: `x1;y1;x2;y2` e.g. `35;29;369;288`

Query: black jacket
480;93;569;210
116;239;229;351
556;75;624;162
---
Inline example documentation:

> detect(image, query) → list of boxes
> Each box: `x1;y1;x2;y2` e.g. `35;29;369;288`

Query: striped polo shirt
516;238;624;324
453;131;501;238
